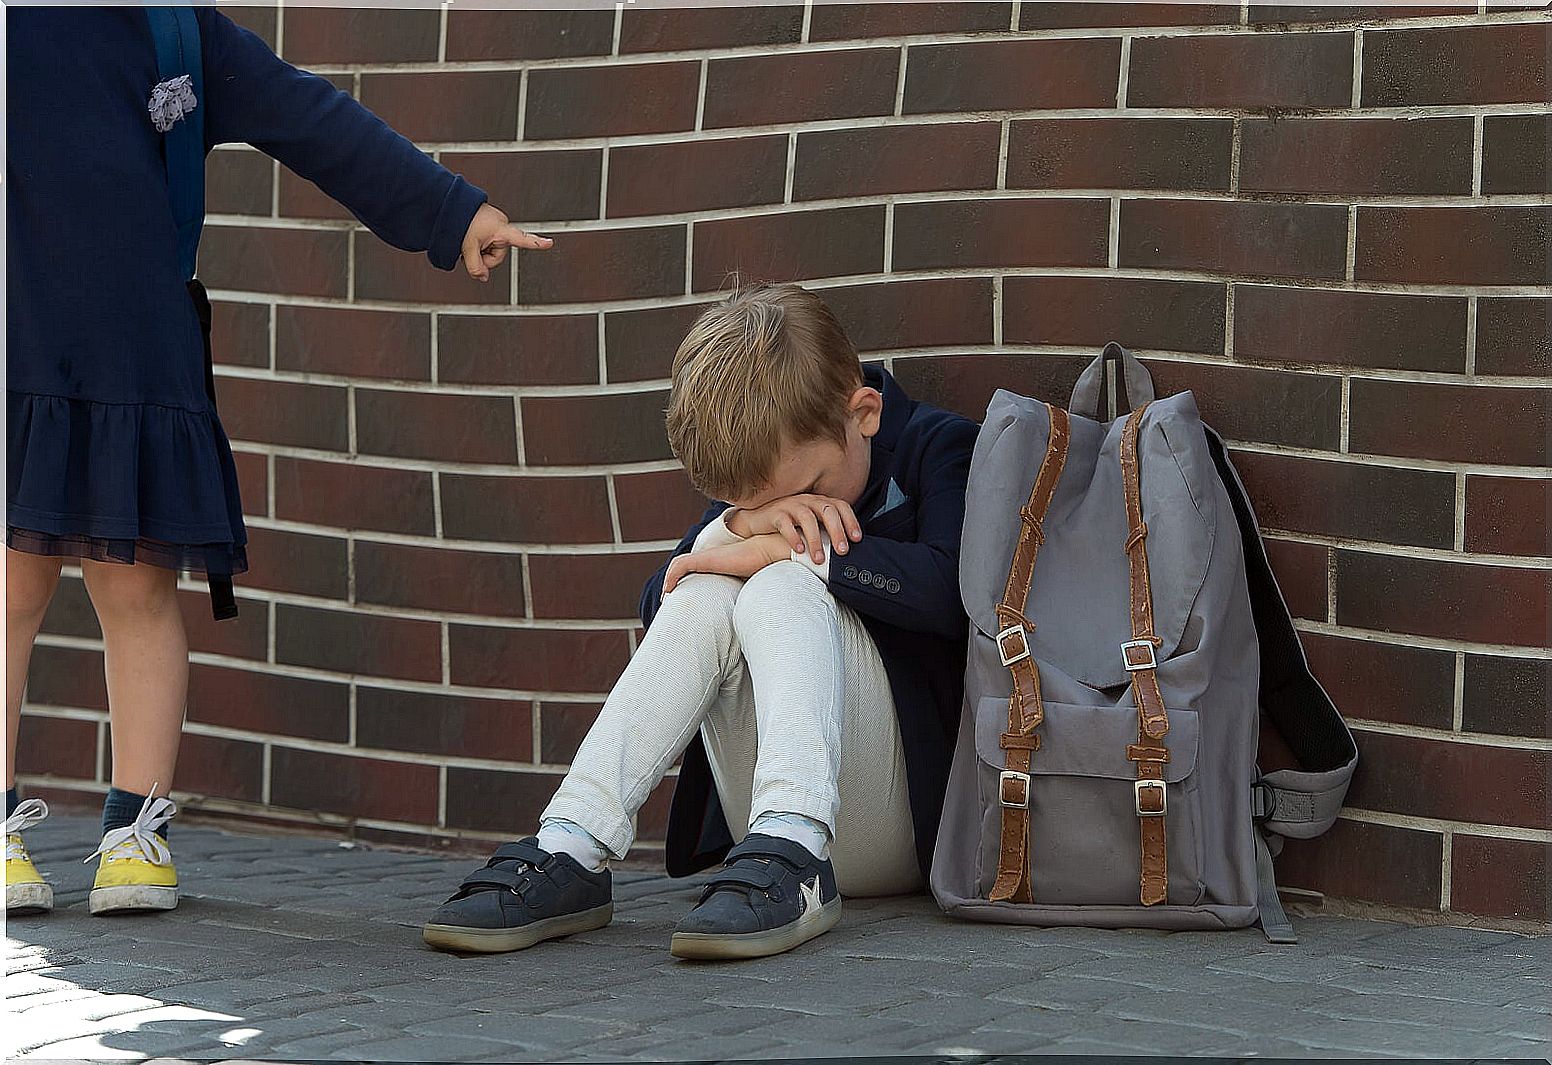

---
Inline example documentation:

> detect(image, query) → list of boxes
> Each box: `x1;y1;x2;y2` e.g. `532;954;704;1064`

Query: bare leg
81;560;188;797
6;549;63;788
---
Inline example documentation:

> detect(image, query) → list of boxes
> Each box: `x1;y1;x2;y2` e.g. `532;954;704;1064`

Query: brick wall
19;1;1549;927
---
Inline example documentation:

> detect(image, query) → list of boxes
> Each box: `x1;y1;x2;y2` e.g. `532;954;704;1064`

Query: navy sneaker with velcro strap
670;833;841;960
422;837;611;954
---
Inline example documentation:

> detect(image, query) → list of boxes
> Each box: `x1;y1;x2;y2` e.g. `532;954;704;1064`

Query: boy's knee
658;571;742;622
733;561;829;627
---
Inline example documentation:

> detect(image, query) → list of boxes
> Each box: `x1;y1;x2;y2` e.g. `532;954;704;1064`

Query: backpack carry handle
1070;342;1156;421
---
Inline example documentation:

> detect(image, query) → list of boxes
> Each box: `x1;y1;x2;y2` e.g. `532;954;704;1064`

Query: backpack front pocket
973;697;1205;907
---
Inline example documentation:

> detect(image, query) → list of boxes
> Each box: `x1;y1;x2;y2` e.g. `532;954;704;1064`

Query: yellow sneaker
6;798;54;915
87;792;179;915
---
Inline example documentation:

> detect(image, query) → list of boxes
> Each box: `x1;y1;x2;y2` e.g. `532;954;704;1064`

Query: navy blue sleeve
196;10;487;271
826;419;977;639
639;502;731;630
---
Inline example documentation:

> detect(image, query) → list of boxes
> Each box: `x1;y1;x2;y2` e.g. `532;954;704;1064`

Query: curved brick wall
20;1;1548;927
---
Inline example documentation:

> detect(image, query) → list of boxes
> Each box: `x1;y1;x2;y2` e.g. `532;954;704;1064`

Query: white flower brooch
148;75;198;133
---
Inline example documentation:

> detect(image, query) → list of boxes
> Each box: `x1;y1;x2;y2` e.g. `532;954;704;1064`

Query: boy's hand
461;203;553;281
662;533;791;595
725;495;862;564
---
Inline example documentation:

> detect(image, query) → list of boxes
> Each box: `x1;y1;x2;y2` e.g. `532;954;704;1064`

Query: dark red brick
825;277;995;354
1337;550;1548;649
814;2;1012;39
637;777;677;841
522;390;672;466
1240;117;1472;196
215;377;348;452
705;49;900;129
198;225;347;299
355;389;518;465
1277;818;1441;911
1348;729;1548;830
1263;538;1331;623
894;199;1109;271
441;474;614;545
445;8;615;61
620;5;803;51
274;458;435;537
281;7;439;63
1477;298;1550;378
1121;199;1347;281
242;526;348;600
1021;3;1236;27
1129;33;1353;108
449;624;632;693
1150;361;1344;450
1300;632;1455;730
275;305;431;381
694;206;886;291
438;314;598;388
604;302;713;383
519;225;687;305
186;664;349;743
609;137;789;218
1004;277;1224;354
1250;4;1472;22
277;166;351;223
1362;24;1547;106
1465;476;1548;558
206;149;273;216
212;300;270;369
24;646;106;711
357;687;533;762
233;450;268;518
795;122;1001;200
1355;207;1550;286
353;235;509;307
445;766;561;833
1007;118;1232;192
904;38;1119;113
528;551;666;620
1482;114;1549;196
276;604;442;682
224;6;277;48
1231;449;1455;549
180;591;269;662
1348;379;1547;466
1234;286;1467;373
173;733;265;804
1452;835;1548;923
360;72;522;143
39;576;97;640
441;150;602;225
891;352;1091;422
527;63;700;140
614;469;712;543
1462;654;1550;739
355;541;526;618
271;746;438;824
538;701;602;764
16;713;98;779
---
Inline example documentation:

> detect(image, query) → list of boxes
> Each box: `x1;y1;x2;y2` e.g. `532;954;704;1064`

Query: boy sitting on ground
423;282;978;960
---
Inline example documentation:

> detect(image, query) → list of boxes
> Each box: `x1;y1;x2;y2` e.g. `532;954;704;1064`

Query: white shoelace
5;797;49;861
84;789;177;867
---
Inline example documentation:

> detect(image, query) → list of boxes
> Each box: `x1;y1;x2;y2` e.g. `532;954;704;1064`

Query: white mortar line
683;220;695;294
266;453;277;519
1228;116;1241;194
599;145;611;220
437;764;447;828
1452;651;1466;731
1326;545;1337;624
1338;376;1351;453
1345;204;1358;281
512;395;527;466
1465;295;1479;377
597;311;609;384
612;2;624;56
429;310;440;384
432;470;445;539
893;45;909;116
532;700;543;766
605;474;624;545
1350;29;1364;109
992;275;1004;347
1223;282;1236;360
1453;472;1468;552
1340;808;1552;846
347;683;358;747
996;120;1011;191
1009;2;1021;31
695;58;708;131
1116;36;1131;108
1439;826;1453;910
1287;620;1552;661
261;743;272;805
1107;197;1121;268
520;554;536;619
437;1;448;64
441;620;452;685
882;202;895;273
346;384;358;455
1349;717;1552;752
267;594;278;664
1471;115;1485;196
515;69;528;141
784;131;798;203
800;0;813;43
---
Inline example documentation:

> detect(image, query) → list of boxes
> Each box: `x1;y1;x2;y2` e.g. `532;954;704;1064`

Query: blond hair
666;283;863;501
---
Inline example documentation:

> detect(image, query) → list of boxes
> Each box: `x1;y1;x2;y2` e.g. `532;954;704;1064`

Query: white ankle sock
749;811;831;860
536;819;610;872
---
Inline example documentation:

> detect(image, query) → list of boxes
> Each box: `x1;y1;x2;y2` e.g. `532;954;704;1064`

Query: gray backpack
930;344;1358;942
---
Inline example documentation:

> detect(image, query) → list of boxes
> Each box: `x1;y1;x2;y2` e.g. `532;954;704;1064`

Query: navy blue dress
7;8;487;585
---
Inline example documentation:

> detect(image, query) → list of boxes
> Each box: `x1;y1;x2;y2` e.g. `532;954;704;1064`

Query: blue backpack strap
145;6;206;280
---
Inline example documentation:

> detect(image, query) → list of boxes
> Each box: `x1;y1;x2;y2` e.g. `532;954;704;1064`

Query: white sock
750;810;831;860
536;818;610;872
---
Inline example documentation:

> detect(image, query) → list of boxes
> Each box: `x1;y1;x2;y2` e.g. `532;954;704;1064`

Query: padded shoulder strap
1203;426;1358;839
146;6;206;280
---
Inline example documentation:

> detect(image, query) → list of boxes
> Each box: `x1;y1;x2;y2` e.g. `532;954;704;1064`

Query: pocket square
872;478;910;520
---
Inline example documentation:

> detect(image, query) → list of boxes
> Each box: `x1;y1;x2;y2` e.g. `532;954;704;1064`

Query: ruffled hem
7;527;248;578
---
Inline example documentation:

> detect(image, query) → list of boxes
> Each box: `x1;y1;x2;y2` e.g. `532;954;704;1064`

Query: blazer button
842;565;858;580
886;578;901;594
859;569;873;584
871;573;888;589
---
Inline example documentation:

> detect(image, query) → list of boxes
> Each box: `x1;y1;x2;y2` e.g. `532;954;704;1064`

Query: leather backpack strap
988;403;1069;904
1119;403;1171;906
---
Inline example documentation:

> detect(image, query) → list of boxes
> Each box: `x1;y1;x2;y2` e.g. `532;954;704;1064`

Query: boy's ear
849;385;884;438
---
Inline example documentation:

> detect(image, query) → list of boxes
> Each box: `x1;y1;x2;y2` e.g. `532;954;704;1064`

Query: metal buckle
997;625;1031;667
1121;638;1158;672
1000;770;1031;809
1134;779;1167;817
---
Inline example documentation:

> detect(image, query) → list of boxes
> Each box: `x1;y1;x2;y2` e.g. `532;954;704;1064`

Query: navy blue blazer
639;366;979;880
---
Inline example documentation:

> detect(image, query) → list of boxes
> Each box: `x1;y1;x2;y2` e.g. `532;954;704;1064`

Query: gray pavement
6;810;1550;1061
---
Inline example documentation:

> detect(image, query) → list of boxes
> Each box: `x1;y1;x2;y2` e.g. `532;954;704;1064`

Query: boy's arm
640;502;730;629
196;10;483;271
